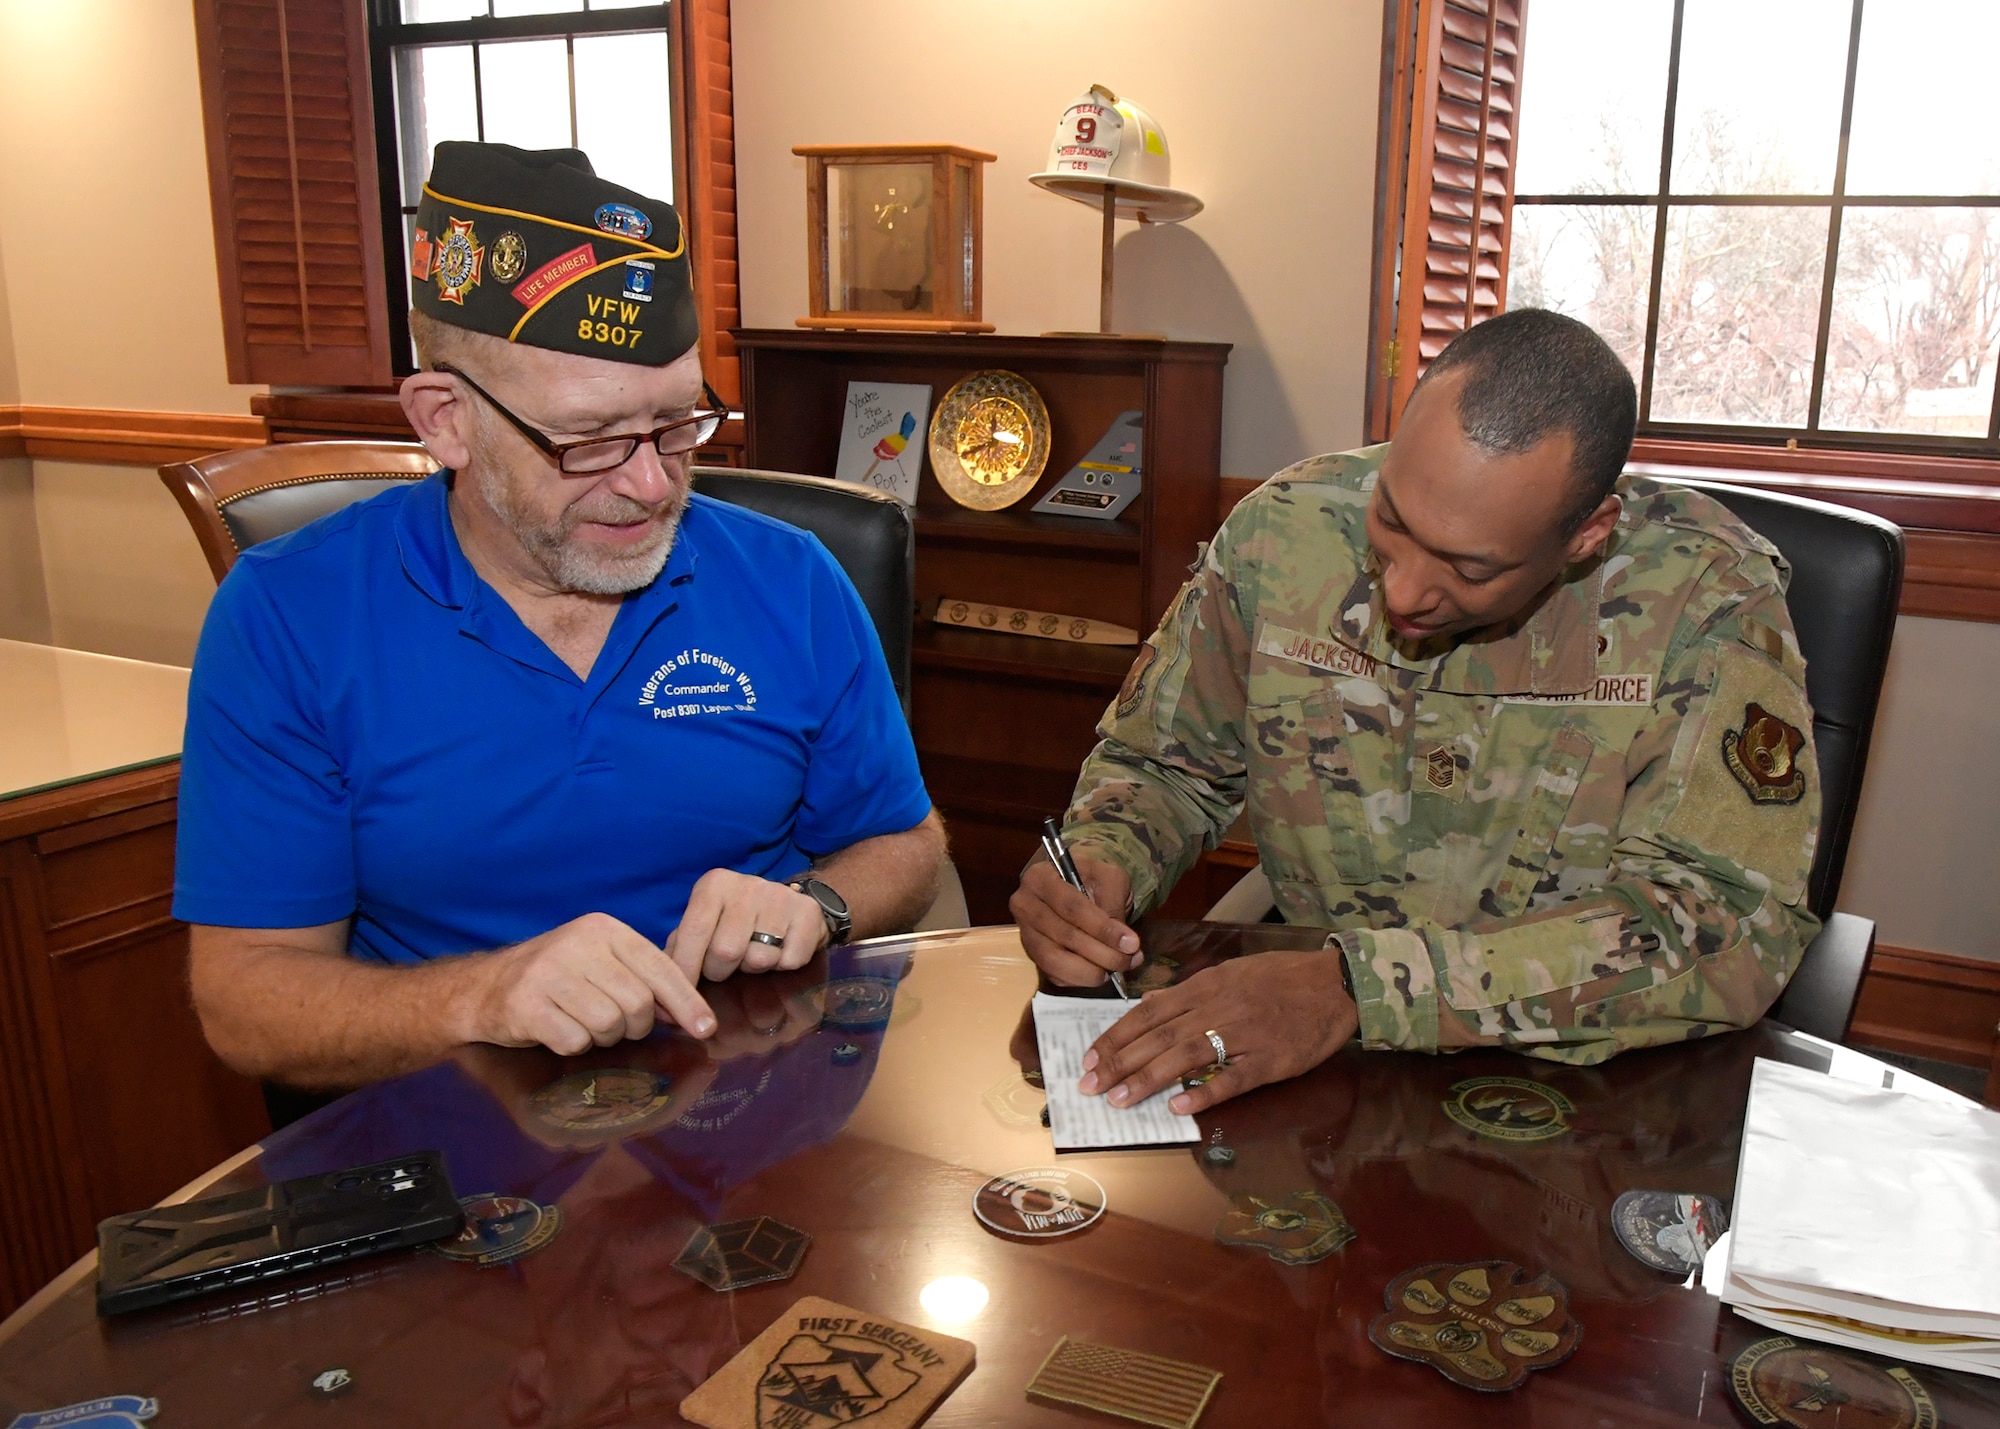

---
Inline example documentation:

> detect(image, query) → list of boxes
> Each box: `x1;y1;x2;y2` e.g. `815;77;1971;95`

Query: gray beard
476;467;685;595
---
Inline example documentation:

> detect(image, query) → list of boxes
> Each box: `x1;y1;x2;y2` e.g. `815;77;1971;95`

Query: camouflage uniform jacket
1067;445;1822;1065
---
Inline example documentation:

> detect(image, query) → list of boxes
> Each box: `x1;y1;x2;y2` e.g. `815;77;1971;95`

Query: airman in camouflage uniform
1014;309;1819;1099
1069;446;1819;1066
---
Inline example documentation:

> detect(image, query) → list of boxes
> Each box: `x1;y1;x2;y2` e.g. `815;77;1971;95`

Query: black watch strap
789;876;852;943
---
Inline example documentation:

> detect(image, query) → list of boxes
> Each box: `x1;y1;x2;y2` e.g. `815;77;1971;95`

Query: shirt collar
394;469;702;612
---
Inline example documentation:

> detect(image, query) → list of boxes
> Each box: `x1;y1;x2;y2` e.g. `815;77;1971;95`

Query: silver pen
1041;817;1132;999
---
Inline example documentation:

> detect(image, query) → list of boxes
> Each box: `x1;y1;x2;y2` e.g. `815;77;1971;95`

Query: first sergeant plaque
680;1296;975;1429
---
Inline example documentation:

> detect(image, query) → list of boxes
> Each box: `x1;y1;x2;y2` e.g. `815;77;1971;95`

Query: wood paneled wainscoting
0;765;269;1316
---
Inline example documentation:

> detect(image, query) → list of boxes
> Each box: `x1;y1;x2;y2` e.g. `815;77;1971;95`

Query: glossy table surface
0;638;189;803
1;923;1994;1427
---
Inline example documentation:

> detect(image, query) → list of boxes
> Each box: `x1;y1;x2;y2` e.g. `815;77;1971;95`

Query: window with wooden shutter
1367;0;1525;439
193;0;393;389
676;0;741;409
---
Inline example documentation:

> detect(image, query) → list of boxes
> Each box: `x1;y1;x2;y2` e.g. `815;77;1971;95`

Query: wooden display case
734;329;1229;922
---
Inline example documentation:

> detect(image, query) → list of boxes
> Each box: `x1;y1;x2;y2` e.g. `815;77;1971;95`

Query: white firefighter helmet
1029;84;1203;223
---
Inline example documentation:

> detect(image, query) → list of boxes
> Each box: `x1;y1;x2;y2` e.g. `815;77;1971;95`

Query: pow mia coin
1612;1190;1727;1275
432;1194;562;1266
1443;1076;1575;1144
973;1167;1106;1240
1729;1336;1937;1429
528;1068;673;1133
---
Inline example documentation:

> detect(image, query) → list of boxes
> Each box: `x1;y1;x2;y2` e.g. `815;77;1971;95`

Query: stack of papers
1030;994;1200;1151
1714;1056;2000;1376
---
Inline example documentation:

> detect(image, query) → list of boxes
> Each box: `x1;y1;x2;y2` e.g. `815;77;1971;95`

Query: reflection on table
1;922;1994;1427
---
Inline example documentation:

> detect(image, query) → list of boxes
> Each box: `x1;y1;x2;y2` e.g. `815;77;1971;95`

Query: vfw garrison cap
410;141;697;366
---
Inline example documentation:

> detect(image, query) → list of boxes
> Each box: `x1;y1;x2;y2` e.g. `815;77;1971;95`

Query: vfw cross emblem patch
433;217;484;305
757;1333;918;1428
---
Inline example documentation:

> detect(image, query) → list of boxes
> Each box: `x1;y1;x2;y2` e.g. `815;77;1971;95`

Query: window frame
365;1;681;380
1511;0;2000;461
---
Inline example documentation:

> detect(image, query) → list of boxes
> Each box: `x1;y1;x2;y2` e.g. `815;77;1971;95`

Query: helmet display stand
1030;85;1203;335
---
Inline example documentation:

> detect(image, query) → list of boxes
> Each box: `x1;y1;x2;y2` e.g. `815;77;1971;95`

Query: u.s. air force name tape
933;597;1139;647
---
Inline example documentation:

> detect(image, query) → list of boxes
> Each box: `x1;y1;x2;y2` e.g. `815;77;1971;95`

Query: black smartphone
95;1152;463;1315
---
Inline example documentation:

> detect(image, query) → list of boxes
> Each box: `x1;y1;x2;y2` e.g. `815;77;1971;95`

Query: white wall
1838;616;2000;960
732;0;1388;479
0;0;252;415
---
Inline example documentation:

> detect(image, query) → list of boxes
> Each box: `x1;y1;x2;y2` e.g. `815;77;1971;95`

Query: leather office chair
160;441;439;584
1204;480;1905;1045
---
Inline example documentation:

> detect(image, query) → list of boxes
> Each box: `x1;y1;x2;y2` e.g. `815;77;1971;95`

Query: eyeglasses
435;362;728;476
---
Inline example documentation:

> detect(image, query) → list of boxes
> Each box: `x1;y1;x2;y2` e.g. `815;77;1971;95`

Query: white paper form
1031;993;1201;1151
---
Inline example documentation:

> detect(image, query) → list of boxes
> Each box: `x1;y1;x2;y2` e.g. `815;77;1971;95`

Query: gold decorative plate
929;369;1052;510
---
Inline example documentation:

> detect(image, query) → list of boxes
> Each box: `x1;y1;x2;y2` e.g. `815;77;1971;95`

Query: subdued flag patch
1025;1337;1222;1429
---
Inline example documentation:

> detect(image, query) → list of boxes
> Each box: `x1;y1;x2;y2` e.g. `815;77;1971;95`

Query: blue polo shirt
173;472;932;964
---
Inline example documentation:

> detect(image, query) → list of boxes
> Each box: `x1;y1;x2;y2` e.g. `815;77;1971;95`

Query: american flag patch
1025;1337;1222;1429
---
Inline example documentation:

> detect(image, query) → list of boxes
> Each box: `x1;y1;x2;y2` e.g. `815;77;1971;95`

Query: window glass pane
477;38;573;151
1669;0;1849;195
401;0;485;20
491;0;582;15
1820;208;2000;435
395;44;479;205
1508;204;1655;380
589;0;666;8
1514;0;1673;196
1651;205;1830;426
1846;0;2000;195
573;32;672;198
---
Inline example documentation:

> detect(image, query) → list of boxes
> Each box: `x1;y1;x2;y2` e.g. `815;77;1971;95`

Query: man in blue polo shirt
176;142;944;1089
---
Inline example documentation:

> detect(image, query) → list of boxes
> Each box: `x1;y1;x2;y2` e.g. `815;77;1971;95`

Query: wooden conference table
0;922;1993;1427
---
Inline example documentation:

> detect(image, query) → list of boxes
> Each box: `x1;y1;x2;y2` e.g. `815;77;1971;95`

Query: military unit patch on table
981;1073;1047;1130
1728;1337;1938;1429
679;1295;974;1429
430;1194;562;1266
528;1068;674;1134
1213;1191;1354;1265
1442;1077;1575;1143
810;977;896;1030
1025;1337;1222;1429
7;1398;157;1429
972;1167;1106;1240
1368;1261;1580;1391
674;1217;811;1291
1611;1190;1728;1275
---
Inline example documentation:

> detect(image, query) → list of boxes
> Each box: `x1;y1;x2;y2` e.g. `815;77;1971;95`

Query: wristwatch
788;876;852;945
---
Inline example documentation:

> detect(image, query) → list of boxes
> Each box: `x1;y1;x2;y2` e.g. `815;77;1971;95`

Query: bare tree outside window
1511;0;2000;451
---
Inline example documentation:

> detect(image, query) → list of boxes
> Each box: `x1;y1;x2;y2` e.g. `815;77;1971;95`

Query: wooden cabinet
0;766;271;1315
734;330;1229;922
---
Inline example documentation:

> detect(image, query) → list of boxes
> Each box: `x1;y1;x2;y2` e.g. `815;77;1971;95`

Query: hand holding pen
1039;818;1133;1000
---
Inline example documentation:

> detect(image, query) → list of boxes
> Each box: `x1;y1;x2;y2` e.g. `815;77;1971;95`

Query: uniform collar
1332;551;1605;696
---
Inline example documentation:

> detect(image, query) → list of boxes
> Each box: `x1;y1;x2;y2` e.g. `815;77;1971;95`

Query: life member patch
1722;701;1807;805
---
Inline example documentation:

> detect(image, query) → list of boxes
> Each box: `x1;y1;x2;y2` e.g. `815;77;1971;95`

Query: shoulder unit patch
1722;702;1807;805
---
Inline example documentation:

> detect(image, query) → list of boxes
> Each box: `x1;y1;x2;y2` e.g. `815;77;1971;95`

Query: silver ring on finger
748;930;785;948
1204;1028;1229;1065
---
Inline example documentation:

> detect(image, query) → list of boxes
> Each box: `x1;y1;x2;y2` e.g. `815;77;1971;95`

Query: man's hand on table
1079;950;1360;1115
665;869;830;982
468;912;717;1055
1011;849;1144;988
